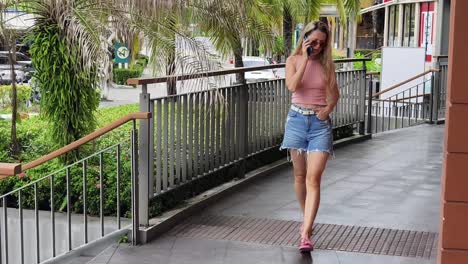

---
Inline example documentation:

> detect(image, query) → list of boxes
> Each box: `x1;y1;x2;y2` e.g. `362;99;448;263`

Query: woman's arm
326;74;340;111
317;72;340;120
285;40;312;92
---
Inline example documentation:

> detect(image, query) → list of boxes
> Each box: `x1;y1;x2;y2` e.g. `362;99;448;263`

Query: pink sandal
299;237;314;252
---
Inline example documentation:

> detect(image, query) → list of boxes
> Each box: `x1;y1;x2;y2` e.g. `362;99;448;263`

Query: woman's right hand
302;38;312;59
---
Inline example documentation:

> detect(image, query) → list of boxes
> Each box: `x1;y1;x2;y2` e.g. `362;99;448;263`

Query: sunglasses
310;40;326;48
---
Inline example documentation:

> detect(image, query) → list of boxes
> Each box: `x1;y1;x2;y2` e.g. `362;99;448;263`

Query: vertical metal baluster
194;94;199;175
83;161;88;244
336;73;342;126
156;100;162;193
176;95;181;184
257;82;262;152
19;191;24;264
229;88;235;162
34;182;41;262
267;81;272;147
247;84;252;154
221;88;226;166
409;88;412;126
116;145;121;229
252;83;257;153
207;90;213;171
169;98;175;186
394;94;399;130
277;80;281;143
263;81;268;148
182;94;187;183
163;99;169;188
130;127;139;245
50;175;55;257
199;92;205;173
344;71;353;123
380;101;383;131
205;91;211;170
262;82;267;151
211;90;216;170
216;90;221;167
187;94;193;179
3;197;8;264
236;86;242;158
272;80;277;145
66;168;71;251
416;84;420;122
99;153;104;237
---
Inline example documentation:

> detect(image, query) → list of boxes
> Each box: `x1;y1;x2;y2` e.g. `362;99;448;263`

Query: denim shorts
280;105;334;156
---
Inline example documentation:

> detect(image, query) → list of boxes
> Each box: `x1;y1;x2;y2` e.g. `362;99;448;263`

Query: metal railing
129;58;370;226
366;68;443;133
0;113;150;264
432;56;449;122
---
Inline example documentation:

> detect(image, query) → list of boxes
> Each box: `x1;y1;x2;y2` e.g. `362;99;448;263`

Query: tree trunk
234;45;245;84
283;8;293;59
8;43;20;159
166;48;177;95
372;0;378;49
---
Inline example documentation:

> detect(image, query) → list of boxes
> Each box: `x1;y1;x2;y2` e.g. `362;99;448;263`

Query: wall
439;0;468;263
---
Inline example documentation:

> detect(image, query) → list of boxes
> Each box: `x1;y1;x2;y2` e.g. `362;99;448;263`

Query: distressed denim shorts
280;104;334;156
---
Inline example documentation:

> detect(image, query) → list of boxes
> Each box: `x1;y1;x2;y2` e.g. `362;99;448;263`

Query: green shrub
353;52;382;72
135;54;149;67
0;104;139;216
113;66;144;85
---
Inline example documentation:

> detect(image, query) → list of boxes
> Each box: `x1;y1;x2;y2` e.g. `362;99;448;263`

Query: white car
242;56;277;83
0;51;32;84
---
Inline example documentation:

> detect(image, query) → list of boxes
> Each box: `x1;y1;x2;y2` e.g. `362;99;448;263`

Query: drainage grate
169;215;438;259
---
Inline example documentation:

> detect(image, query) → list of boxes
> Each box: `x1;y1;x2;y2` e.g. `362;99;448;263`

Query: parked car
242;56;277;83
0;51;33;84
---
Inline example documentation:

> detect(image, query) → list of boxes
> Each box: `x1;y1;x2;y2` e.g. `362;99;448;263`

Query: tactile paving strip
169;215;438;259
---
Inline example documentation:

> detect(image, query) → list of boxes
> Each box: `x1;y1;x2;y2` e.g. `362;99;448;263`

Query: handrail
373;69;439;98
128;58;372;85
373;93;431;103
0;112;151;176
366;71;381;76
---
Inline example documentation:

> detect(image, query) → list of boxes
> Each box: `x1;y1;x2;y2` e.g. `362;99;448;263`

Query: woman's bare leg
301;152;329;239
291;150;307;212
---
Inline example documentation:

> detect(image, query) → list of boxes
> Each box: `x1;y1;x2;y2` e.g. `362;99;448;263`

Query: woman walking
280;21;340;252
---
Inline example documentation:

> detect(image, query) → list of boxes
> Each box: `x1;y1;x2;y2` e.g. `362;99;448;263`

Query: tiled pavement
93;124;443;264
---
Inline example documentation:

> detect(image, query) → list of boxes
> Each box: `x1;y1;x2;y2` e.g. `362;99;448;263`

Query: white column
383;6;389;47
397;4;404;47
414;3;421;48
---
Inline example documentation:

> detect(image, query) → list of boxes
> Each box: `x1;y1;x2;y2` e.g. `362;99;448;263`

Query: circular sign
116;46;129;60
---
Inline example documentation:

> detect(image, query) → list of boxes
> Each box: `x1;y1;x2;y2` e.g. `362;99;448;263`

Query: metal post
432;60;441;123
367;75;373;134
359;61;367;135
138;84;152;227
238;81;249;178
131;122;140;245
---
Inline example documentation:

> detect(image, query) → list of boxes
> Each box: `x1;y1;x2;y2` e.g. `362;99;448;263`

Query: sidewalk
92;124;443;264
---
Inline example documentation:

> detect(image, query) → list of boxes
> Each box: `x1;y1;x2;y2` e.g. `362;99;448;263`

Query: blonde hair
292;21;336;97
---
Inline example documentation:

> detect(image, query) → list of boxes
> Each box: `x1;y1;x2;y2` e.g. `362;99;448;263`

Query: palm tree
0;1;21;159
188;0;276;83
267;0;362;58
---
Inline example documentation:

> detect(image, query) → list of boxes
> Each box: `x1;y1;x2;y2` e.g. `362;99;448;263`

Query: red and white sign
419;2;435;62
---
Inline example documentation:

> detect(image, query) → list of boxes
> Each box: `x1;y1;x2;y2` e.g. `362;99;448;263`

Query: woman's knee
305;172;322;188
294;172;306;183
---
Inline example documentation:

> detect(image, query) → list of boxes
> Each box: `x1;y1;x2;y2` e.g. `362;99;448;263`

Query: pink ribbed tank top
291;57;327;106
